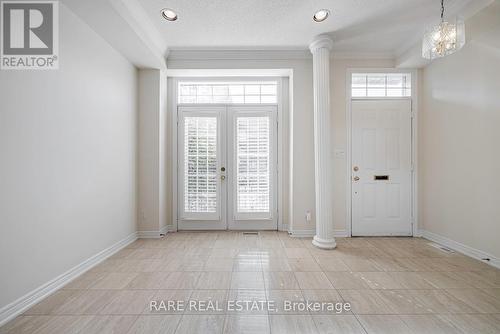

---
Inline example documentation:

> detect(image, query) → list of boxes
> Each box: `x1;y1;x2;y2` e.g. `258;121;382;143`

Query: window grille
178;81;278;104
352;73;411;98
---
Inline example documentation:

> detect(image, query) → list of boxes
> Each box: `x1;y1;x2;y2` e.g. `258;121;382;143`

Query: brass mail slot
374;175;389;180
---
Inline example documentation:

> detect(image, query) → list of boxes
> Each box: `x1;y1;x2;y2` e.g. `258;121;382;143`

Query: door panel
351;99;412;236
227;106;277;230
178;106;226;230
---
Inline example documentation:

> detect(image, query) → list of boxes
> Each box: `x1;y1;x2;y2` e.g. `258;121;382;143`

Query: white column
309;35;336;249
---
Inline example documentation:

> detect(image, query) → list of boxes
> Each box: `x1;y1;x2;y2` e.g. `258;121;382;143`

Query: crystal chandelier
422;0;465;60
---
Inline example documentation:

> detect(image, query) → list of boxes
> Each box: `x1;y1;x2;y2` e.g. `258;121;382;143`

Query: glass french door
178;105;277;230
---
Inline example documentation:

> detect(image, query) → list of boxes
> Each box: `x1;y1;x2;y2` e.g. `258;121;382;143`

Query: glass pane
367;88;386;97
229;95;244;103
351;88;366;97
386;74;404;88
351;75;367;88
196;95;212;103
197;85;212;96
245;85;260;95
261;84;277;95
244;95;260;103
179;96;196;103
236;117;270;213
180;85;196;96
212;85;228;96
386;88;404;97
228;85;244;95
367;75;385;88
184;117;218;213
213;95;229;103
261;95;277;103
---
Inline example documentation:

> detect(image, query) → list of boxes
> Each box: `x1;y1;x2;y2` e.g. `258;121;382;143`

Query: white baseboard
288;229;349;238
137;230;164;238
0;232;138;327
288;229;315;238
279;223;289;232
166;225;176;232
333;229;349;238
421;229;500;269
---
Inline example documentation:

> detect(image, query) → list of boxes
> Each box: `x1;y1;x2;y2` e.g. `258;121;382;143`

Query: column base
312;235;337;249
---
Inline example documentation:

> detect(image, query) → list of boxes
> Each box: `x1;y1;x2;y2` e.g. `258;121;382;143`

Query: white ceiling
64;0;492;68
138;0;475;55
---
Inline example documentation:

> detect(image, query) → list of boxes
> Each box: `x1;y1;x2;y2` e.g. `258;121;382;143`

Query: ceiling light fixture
161;8;178;21
422;0;465;60
313;9;330;22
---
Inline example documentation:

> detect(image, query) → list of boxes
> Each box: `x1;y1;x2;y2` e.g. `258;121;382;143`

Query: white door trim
170;76;286;231
345;68;419;237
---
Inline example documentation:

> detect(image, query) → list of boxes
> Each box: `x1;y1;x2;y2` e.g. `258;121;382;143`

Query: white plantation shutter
236;116;270;214
184;117;218;214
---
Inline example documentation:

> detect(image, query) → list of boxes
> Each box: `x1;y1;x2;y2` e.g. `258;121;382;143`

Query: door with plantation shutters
177;105;277;230
227;106;277;230
178;106;226;230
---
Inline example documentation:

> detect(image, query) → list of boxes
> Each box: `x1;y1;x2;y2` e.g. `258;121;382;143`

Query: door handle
353;176;360;181
220;167;226;181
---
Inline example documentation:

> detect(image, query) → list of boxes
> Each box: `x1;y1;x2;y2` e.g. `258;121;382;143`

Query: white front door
351;99;412;236
178;105;277;230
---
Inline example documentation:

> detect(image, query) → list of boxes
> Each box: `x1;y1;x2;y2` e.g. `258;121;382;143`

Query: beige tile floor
2;232;500;333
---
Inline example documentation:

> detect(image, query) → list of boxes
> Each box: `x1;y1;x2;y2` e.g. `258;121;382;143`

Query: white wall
166;55;396;234
419;1;500;259
137;69;168;234
0;4;138;310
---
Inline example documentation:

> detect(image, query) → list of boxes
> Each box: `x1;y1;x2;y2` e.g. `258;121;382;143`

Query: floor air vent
428;242;455;253
242;231;259;235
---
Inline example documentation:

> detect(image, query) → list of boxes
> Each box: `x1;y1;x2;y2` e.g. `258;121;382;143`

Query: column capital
309;34;334;54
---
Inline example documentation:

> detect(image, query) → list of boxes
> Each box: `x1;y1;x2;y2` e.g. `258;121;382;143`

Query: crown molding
332;51;394;60
167;48;399;62
167;49;312;61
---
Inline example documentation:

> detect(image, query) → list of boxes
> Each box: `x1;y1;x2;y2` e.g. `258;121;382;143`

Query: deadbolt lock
353;166;359;171
221;167;226;172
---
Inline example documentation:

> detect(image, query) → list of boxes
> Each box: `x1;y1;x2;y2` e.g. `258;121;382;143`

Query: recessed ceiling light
313;9;330;22
161;8;178;21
